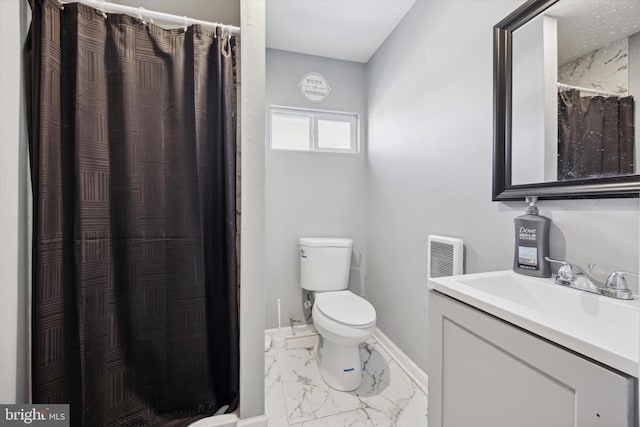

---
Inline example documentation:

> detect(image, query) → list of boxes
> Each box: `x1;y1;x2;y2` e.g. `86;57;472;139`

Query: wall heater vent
428;235;465;278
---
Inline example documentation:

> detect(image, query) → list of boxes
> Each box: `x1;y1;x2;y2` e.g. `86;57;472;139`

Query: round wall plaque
299;72;331;103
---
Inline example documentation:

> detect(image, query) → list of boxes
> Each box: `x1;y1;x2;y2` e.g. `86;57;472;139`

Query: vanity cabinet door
428;291;637;427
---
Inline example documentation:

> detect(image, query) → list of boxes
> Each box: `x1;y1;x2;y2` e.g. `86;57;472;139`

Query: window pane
272;112;311;150
317;120;352;150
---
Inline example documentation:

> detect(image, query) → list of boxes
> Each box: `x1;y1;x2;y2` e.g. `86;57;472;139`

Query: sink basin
428;270;640;376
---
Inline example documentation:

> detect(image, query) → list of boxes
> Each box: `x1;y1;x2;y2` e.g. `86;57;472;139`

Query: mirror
493;0;640;200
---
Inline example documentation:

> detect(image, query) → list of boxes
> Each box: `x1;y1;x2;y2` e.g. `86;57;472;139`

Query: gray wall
511;14;546;185
265;49;367;329
114;0;241;26
0;0;31;404
365;0;640;372
509;14;558;184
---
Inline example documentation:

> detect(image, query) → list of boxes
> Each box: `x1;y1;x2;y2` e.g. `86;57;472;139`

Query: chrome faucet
545;258;636;300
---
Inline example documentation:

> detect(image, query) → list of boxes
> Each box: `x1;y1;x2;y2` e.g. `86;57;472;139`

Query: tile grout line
274;350;296;426
276;355;290;427
266;353;292;427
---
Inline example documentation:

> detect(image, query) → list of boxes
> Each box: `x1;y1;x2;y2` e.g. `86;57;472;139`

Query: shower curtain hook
137;7;147;25
99;0;107;19
221;26;231;58
58;0;64;10
183;16;189;32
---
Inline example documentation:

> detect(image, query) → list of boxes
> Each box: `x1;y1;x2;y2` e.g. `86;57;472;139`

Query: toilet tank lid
299;237;353;248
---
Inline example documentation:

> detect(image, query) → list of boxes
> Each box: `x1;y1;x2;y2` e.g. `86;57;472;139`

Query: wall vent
428;235;465;278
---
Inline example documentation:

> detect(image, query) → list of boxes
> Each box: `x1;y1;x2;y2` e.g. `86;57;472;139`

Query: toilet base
316;336;362;391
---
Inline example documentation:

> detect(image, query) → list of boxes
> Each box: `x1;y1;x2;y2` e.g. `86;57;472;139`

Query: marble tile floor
265;333;428;427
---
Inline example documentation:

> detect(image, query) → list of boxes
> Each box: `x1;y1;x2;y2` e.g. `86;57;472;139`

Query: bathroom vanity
428;271;639;427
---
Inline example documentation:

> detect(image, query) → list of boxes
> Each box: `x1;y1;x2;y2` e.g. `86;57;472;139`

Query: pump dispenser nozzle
525;196;539;215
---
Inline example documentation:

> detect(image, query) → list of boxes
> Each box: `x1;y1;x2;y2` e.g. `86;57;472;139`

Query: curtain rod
59;0;240;34
557;82;623;97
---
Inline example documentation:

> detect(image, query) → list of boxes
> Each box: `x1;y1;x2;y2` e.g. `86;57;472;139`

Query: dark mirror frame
492;0;640;201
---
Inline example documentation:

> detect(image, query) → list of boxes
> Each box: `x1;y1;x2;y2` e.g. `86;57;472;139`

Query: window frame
269;105;359;154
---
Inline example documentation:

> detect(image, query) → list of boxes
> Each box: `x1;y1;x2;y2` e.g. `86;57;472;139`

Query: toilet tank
299;237;353;291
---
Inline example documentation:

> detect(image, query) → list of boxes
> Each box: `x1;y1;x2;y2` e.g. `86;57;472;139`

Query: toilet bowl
313;290;376;391
313;291;376;345
299;237;377;391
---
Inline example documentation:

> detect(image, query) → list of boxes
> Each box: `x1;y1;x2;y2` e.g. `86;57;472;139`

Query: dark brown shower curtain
26;0;239;425
557;89;635;181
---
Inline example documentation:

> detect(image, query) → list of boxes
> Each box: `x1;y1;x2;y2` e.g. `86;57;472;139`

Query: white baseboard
373;328;429;394
236;414;268;427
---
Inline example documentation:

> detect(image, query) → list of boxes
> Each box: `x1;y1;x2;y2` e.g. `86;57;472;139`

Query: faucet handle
605;271;639;290
545;258;579;283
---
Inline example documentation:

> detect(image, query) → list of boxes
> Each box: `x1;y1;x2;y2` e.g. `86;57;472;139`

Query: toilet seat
315;291;376;328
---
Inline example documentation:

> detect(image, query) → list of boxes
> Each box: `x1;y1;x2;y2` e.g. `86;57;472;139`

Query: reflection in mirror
511;0;640;186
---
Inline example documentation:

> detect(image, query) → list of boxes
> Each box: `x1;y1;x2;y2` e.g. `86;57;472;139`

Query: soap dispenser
513;196;551;278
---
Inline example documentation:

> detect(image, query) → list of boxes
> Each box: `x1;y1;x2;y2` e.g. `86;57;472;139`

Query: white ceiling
542;0;640;65
266;0;416;63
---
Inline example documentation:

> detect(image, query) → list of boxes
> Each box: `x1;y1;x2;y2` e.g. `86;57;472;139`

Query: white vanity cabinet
428;291;638;427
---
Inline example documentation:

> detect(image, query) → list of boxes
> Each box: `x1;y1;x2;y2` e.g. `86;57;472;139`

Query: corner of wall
239;0;266;419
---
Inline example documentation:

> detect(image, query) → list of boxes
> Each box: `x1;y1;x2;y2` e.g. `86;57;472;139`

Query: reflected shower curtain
557;89;634;180
26;0;239;425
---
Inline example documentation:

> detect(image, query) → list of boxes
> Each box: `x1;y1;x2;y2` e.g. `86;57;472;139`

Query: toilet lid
315;291;376;327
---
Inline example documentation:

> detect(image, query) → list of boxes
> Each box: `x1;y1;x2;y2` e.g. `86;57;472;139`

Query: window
270;107;358;153
271;111;312;151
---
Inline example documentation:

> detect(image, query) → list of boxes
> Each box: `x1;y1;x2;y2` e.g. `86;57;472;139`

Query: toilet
299;237;377;391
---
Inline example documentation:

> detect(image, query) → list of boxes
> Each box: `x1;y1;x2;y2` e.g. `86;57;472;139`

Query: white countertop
428;270;640;377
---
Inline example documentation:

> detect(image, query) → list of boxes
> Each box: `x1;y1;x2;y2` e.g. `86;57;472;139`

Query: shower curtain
557;89;634;180
26;0;239;425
